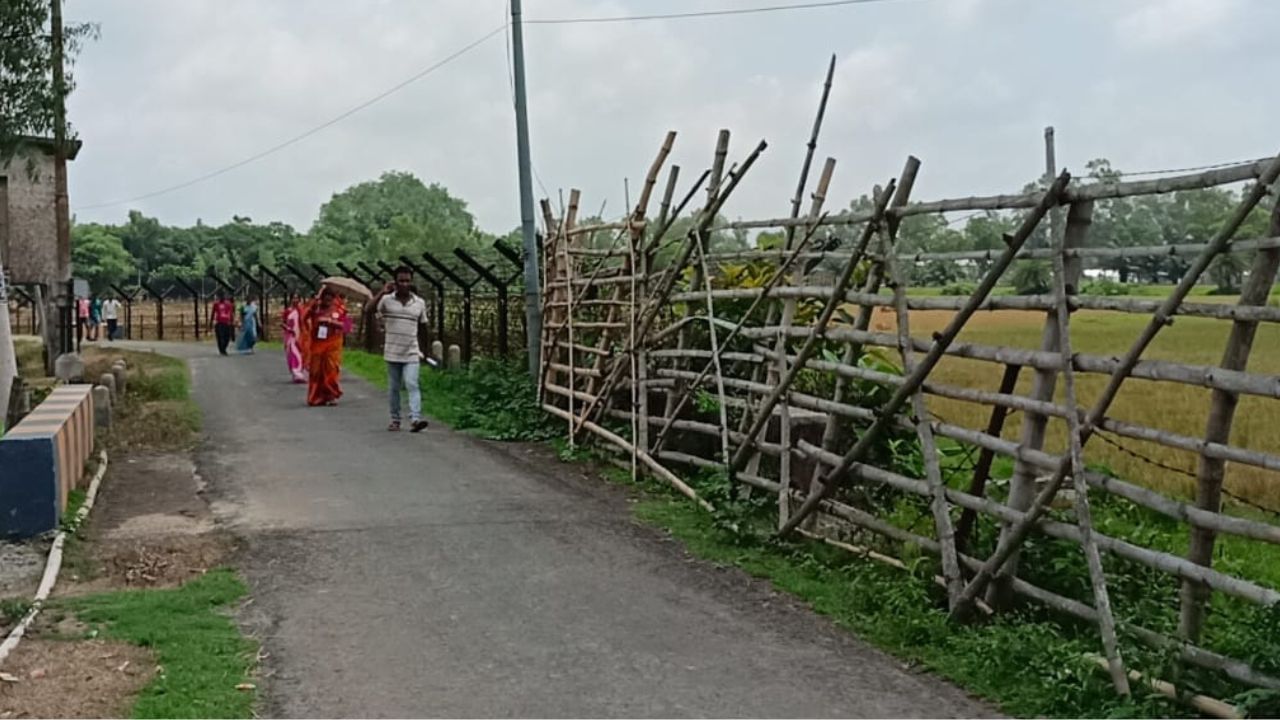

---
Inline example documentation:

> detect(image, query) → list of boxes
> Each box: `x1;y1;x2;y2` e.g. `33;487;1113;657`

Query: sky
64;0;1280;235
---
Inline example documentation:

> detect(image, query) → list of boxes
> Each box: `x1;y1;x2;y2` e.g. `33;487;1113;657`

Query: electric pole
509;0;541;377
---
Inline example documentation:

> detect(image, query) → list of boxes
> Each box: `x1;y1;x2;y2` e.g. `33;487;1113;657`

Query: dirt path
140;341;995;718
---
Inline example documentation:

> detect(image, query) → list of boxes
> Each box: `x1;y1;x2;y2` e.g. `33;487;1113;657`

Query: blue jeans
387;360;421;422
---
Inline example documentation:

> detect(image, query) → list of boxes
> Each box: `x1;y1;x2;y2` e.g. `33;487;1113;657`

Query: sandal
410;419;429;433
388;420;401;432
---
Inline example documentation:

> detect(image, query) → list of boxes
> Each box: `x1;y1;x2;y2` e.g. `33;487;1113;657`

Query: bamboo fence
537;108;1280;713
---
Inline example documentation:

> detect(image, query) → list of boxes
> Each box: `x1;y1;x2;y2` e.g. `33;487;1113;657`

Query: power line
525;0;905;25
76;24;507;211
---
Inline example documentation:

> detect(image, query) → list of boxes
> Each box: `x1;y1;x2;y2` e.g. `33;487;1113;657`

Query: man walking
101;296;122;341
211;293;235;355
373;266;430;433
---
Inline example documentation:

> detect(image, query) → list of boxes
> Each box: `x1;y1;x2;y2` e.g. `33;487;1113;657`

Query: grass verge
59;568;256;719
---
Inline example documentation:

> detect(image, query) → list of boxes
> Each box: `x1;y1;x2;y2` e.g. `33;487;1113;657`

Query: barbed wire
1092;429;1279;516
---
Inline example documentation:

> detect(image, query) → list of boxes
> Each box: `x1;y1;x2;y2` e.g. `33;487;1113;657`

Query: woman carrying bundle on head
301;286;352;406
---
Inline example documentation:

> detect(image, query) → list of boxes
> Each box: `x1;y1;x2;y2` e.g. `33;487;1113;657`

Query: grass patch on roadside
60;568;256;719
84;348;201;451
344;350;556;441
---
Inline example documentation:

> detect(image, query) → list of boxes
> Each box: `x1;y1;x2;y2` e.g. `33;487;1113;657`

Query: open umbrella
320;276;372;304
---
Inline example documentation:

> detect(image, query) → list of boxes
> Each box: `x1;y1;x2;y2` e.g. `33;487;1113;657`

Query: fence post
108;283;138;340
455;248;518;358
141;281;166;341
172;277;202;340
422;252;475;363
396;257;446;349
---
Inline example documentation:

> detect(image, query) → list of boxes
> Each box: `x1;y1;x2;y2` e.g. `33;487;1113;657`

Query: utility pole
510;0;541;377
51;0;72;361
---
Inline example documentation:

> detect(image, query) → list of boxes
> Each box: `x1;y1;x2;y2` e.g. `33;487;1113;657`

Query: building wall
0;148;60;286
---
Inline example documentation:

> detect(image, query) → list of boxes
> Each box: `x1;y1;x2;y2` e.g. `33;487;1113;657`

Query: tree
309;171;482;265
0;0;95;162
71;224;134;292
1010;260;1051;295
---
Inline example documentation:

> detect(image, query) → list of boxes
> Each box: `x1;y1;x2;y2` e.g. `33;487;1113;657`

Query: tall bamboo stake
1051;200;1130;693
884;193;964;607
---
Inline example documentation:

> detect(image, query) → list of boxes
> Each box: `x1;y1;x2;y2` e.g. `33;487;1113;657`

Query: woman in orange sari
301;288;351;406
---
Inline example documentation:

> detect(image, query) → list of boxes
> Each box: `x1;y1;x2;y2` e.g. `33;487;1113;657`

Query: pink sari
283;305;307;383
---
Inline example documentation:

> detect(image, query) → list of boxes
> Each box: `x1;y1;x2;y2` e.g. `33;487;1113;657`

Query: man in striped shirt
373;266;430;432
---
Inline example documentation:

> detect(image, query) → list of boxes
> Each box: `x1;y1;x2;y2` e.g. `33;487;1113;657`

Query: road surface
149;341;994;718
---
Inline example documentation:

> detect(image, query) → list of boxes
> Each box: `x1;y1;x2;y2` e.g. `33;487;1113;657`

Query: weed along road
150;341;993;718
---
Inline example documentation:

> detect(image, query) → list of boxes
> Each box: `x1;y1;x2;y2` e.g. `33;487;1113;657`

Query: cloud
1114;0;1242;49
62;0;1278;237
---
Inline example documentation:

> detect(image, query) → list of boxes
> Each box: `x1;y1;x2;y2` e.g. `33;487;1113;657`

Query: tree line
73;160;1274;298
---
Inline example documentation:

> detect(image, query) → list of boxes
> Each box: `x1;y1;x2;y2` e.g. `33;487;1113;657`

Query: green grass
61;569;256;719
344;350;555;440
628;490;1188;718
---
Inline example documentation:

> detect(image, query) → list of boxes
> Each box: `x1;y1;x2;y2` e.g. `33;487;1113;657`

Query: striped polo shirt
376;293;428;362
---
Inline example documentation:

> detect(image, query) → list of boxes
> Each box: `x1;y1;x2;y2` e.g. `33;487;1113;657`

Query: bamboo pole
743;323;1280;401
780;171;1072;537
884;202;963;607
543;402;715;512
1050;200;1130;693
1181;193;1280;641
573;139;770;438
693;240;732;467
951;154;1280;619
730;178;897;473
666;285;1280;325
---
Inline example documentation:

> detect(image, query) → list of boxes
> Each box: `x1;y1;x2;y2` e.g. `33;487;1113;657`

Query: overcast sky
65;0;1280;235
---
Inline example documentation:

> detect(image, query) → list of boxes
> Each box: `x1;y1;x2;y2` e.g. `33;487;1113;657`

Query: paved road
147;341;993;718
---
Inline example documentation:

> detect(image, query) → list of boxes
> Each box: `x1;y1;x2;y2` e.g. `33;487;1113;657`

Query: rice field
870;292;1280;512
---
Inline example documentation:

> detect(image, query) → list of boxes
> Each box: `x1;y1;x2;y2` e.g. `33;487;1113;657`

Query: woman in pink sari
282;293;308;383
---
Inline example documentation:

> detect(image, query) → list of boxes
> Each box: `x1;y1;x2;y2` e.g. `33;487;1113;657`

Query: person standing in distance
372;266;430;432
210;293;236;355
101;296;123;341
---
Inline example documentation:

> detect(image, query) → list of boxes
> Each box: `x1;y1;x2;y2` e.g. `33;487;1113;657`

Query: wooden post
1180;194;1280;640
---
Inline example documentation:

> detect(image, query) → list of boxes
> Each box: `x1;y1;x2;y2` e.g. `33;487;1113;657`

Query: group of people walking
209;294;264;355
220;266;430;432
75;295;123;342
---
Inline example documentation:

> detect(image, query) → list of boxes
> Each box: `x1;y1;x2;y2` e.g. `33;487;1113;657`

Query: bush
939;281;978;296
1080;279;1127;296
1010;260;1052;295
436;358;557;441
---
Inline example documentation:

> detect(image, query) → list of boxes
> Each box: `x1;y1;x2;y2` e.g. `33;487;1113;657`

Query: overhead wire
75;23;508;211
525;0;905;25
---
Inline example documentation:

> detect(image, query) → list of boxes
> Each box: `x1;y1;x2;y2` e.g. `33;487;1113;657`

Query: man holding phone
372;266;430;433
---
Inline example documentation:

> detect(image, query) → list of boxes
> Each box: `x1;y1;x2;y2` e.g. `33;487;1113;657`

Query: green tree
71;223;134;292
0;0;95;162
309;171;481;265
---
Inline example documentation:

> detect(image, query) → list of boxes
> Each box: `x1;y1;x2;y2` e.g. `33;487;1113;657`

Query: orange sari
301;297;349;406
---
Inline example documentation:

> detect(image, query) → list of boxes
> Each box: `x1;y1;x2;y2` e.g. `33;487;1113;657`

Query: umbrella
320;276;373;303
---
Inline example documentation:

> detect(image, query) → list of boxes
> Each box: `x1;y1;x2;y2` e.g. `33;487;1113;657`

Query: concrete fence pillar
447;344;462;370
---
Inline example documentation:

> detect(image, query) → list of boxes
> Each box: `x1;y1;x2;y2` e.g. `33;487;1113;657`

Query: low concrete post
111;362;127;396
431;340;444;364
54;353;85;383
99;372;117;402
92;385;112;428
447;344;462;369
